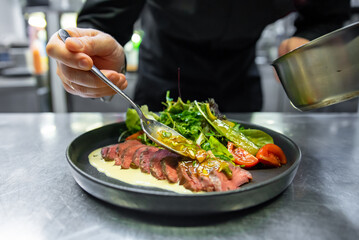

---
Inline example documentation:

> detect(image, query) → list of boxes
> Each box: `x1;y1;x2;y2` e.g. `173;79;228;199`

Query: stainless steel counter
1;112;358;240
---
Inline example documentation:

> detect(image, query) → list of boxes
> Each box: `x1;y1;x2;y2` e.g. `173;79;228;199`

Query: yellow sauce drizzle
157;130;207;162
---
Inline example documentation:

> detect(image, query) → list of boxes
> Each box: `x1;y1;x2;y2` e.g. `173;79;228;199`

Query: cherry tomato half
126;130;143;141
227;142;259;168
256;143;287;167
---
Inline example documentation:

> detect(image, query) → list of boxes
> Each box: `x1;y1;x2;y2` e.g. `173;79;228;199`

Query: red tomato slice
227;142;259;168
256;143;287;167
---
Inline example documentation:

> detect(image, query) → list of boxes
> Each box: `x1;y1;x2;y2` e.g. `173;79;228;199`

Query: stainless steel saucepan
272;22;359;111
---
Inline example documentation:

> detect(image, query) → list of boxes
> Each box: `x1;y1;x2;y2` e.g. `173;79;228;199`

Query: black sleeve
294;0;351;40
77;0;146;46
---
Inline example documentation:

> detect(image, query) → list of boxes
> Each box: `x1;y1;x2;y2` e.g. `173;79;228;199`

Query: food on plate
91;92;287;193
100;140;252;192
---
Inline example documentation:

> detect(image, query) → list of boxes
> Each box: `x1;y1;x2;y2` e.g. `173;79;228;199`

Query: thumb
64;28;120;57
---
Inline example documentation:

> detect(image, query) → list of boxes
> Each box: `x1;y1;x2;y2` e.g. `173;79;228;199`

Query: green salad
122;91;281;168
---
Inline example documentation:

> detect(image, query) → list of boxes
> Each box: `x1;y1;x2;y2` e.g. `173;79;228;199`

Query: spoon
57;29;193;157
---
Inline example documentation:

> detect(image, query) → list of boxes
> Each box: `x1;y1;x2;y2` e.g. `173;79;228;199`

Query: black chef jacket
77;0;350;112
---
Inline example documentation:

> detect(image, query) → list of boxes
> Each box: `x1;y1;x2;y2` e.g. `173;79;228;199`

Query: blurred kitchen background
1;0;359;113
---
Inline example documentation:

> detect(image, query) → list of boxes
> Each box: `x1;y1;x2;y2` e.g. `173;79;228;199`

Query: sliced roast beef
177;162;203;192
177;160;252;192
177;163;188;185
120;143;147;169
139;147;159;173
197;174;215;192
149;149;170;180
209;165;252;191
101;144;119;161
161;154;182;183
102;140;252;192
114;140;142;166
102;140;141;162
185;164;204;192
101;145;109;160
131;146;149;169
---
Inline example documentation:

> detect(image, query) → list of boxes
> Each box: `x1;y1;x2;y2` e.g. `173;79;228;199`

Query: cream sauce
88;148;197;194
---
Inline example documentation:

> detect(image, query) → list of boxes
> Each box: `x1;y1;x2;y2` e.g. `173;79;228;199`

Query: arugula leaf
195;101;260;155
159;95;206;141
208;136;234;162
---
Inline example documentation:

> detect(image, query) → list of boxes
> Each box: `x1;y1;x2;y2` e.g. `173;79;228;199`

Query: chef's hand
46;28;127;98
278;37;309;57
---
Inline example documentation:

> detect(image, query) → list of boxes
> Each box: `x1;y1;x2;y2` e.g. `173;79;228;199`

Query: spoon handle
90;64;139;111
57;29;143;117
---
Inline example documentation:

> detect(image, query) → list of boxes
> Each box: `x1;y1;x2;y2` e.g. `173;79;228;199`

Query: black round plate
66;121;301;215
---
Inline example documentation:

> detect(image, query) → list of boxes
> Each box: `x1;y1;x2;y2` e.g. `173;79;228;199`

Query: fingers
47;27;124;72
57;62;127;98
46;27;127;98
278;37;309;57
63;28;125;72
46;27;122;70
46;30;93;71
64;28;121;57
58;59;128;90
63;81;117;98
